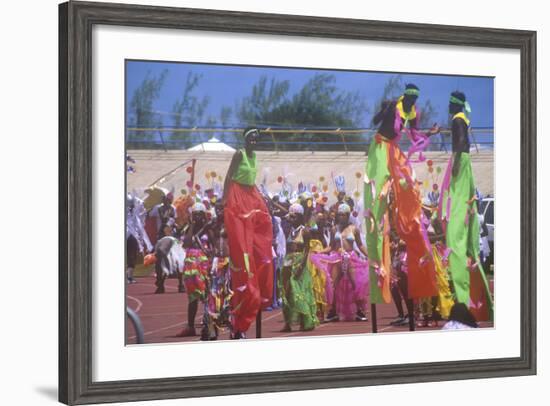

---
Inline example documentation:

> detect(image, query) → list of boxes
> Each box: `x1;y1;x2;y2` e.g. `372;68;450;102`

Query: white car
479;196;494;268
479;197;494;244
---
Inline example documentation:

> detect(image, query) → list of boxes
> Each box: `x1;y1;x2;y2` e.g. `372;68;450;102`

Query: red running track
126;275;493;345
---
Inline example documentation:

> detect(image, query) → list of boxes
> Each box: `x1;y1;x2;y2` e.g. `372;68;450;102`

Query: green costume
279;225;319;331
232;149;256;186
280;252;319;331
439;112;494;321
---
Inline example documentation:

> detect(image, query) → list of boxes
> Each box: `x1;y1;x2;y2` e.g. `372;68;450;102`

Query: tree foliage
219;106;233;143
235;76;290;126
171;72;210;146
236;74;368;150
128;70;168;142
220;106;232;126
373;75;404;114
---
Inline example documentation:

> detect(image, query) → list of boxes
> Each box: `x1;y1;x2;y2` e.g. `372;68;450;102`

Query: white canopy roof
187;136;235;152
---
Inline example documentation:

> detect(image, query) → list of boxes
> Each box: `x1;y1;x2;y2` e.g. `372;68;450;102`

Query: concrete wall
127;149;494;202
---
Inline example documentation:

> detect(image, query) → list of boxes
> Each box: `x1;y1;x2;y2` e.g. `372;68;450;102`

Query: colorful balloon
427;160;433;167
186;166;193;174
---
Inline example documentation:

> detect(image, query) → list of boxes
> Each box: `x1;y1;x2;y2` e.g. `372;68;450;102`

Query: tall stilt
256;310;262;338
408;312;416;331
371;303;378;333
406;299;416;331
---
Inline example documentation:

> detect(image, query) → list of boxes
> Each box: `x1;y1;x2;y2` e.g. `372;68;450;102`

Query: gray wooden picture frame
59;1;537;404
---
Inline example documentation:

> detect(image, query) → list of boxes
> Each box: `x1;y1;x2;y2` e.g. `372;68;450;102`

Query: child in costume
126;193;152;284
153;223;186;295
176;203;213;338
279;203;319;332
416;202;454;327
200;201;232;340
311;203;369;322
389;234;412;326
306;211;332;322
147;192;176;245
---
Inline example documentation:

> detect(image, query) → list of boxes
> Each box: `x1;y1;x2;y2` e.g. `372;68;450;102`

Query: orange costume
365;96;437;303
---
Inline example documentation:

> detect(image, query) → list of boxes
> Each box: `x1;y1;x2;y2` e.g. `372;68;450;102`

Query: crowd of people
126;85;494;341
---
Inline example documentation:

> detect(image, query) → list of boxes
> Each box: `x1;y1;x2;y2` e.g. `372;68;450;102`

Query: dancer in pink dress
310;203;369;322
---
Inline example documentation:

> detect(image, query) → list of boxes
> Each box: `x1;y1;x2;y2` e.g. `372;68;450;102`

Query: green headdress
404;88;420;97
450;92;472;115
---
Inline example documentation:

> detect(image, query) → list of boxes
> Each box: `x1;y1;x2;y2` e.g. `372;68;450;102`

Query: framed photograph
59;1;536;404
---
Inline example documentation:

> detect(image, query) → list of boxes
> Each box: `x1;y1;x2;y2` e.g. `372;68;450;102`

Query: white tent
187;136;235;152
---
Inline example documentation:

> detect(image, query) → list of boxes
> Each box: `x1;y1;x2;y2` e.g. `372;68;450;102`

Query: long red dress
224;150;273;333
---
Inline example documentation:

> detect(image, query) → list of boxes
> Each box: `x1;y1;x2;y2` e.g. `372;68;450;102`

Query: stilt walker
364;84;440;331
223;128;274;339
439;91;493;321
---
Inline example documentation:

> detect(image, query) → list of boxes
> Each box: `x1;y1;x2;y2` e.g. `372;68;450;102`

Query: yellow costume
432;244;455;319
307;239;328;315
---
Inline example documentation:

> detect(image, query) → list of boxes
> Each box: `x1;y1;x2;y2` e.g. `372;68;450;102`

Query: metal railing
126;126;494;153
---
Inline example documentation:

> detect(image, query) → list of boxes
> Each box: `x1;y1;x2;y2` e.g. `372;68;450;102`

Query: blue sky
126;60;494;129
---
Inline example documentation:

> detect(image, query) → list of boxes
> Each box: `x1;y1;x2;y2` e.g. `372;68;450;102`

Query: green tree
236;76;290;126
372;75;404;115
236;73;368;151
219;106;233;143
275;74;367;150
171;72;210;147
203;115;218;145
205;115;217;127
220;106;232;126
129;70;168;143
277;73;365;126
